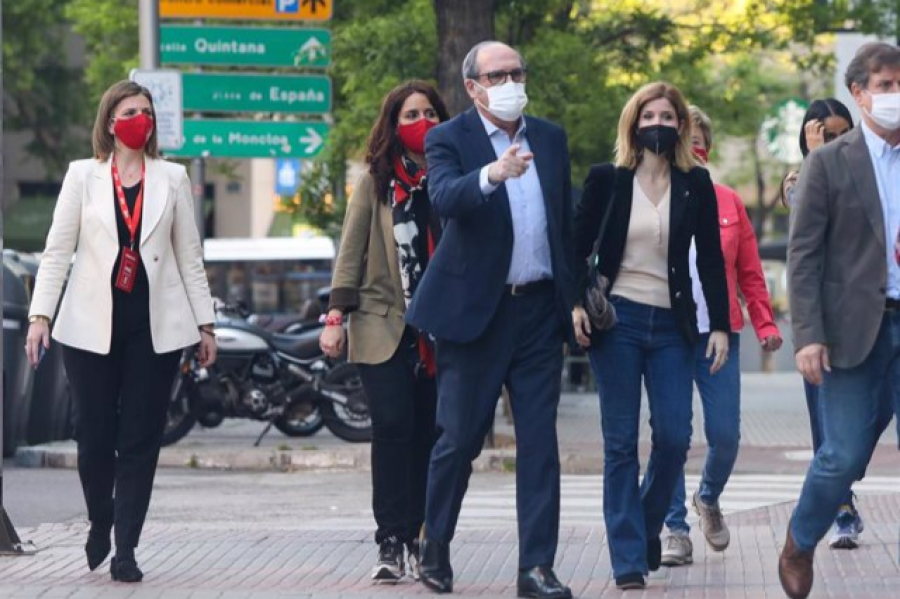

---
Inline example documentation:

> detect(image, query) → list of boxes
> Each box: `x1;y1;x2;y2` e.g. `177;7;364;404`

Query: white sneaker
661;531;693;566
692;490;730;551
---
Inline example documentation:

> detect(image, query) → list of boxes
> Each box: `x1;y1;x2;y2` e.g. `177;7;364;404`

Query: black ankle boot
85;524;112;571
110;555;143;583
419;537;453;593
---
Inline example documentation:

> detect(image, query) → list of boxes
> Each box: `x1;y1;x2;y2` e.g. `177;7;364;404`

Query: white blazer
29;157;216;355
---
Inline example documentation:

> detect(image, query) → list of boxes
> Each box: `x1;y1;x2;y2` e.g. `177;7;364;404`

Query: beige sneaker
693;490;730;551
661;531;693;566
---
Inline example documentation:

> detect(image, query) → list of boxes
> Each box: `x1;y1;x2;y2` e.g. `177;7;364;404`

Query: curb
16;442;571;474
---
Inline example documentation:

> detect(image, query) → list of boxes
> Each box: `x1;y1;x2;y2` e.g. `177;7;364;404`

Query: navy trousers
424;285;564;569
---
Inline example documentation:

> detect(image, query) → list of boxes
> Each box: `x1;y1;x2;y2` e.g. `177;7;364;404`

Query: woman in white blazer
24;80;217;583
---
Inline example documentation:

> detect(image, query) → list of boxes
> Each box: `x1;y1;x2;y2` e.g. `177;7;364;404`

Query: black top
110;180;150;327
572;163;730;344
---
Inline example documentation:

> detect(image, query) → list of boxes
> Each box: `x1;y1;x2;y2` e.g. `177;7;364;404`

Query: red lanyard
111;158;145;249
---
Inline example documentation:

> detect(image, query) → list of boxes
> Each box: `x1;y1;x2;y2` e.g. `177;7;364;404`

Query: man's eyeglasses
474;68;527;86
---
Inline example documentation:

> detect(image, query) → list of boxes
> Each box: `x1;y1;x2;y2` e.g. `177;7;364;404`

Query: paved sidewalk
1;494;899;598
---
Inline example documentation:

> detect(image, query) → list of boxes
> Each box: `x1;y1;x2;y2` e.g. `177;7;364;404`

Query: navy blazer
573;163;730;345
406;108;576;344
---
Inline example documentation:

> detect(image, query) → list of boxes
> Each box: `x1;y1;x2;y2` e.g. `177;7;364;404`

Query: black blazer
573;163;730;344
406;108;576;344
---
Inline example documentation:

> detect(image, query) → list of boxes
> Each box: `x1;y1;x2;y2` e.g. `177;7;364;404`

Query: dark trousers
425;286;564;569
356;329;437;545
63;324;180;554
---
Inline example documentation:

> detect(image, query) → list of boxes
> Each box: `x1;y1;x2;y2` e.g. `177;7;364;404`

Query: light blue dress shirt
860;121;900;299
475;112;553;285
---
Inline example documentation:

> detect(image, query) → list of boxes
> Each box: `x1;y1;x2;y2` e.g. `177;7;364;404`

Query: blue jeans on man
589;296;694;577
665;332;741;533
790;311;900;551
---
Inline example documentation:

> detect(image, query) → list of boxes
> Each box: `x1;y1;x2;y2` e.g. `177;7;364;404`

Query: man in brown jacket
780;42;900;599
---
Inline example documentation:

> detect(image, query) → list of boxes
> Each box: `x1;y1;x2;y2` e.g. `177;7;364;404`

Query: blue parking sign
275;159;302;196
276;0;300;13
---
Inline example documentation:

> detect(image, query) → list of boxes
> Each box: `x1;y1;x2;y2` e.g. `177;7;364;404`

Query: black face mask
636;125;680;155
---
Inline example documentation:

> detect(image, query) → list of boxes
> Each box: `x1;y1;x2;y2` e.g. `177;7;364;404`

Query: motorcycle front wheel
161;375;197;447
320;362;372;443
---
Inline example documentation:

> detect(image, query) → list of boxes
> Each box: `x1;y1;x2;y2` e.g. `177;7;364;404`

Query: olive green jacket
329;172;407;364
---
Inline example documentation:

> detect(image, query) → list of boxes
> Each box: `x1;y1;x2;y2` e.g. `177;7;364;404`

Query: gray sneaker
692;490;730;551
661;531;693;566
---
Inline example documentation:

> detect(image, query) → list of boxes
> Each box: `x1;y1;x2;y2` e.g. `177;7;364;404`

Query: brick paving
1;494;899;598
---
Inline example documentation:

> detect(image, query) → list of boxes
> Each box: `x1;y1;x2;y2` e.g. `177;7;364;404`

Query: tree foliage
2;0;89;175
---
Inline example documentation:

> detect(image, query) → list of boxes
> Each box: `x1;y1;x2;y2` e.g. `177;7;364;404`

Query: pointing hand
488;143;534;184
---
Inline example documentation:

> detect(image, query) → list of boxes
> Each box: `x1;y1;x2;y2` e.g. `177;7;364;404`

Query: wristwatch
29;315;50;324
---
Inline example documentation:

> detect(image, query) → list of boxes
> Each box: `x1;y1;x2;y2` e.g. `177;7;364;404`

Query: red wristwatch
321;313;343;327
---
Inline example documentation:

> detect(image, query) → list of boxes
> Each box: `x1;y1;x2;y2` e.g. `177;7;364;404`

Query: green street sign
165;120;330;158
182;73;331;114
161;26;331;68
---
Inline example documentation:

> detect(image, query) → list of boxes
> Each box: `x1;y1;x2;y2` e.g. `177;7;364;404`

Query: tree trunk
433;0;496;116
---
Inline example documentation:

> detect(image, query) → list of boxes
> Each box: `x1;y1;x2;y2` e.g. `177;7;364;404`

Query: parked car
2;258;34;457
2;250;73;455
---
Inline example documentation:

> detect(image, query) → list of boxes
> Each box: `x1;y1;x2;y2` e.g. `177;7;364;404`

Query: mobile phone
36;344;46;366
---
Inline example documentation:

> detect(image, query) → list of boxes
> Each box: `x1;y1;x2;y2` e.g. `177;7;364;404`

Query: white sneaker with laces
661;530;693;566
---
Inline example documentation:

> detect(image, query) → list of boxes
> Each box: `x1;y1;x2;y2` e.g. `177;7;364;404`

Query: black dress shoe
85;525;112;571
110;557;144;583
418;537;453;594
517;566;572;599
647;537;662;572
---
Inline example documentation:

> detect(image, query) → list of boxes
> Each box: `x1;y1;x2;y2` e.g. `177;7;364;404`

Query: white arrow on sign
300;127;324;155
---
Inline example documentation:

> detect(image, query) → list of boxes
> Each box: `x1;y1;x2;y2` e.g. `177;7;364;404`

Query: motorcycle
162;304;372;447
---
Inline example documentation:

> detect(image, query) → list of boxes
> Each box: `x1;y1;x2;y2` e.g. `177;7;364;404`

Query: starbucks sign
759;98;809;165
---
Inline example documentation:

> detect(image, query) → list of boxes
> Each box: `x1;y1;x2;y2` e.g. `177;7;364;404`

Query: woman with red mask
24;80;217;582
319;80;449;583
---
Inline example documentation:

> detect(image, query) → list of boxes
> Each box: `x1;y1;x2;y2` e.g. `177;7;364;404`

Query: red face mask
692;146;709;163
113;113;154;150
398;118;438;154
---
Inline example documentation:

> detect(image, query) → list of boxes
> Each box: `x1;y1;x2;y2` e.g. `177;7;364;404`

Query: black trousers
356;329;438;545
63;324;180;553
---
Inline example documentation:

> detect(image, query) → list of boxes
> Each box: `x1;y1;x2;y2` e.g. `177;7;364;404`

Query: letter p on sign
277;0;300;13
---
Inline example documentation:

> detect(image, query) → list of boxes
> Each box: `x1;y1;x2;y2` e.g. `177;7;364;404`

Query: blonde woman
24;80;216;582
571;82;729;590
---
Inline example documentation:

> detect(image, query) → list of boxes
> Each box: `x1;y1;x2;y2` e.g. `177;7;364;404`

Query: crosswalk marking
454;474;900;529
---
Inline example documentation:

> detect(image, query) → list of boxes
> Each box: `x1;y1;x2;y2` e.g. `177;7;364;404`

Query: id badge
114;246;140;293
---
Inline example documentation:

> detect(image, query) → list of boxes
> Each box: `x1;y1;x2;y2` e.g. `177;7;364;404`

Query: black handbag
584;177;617;331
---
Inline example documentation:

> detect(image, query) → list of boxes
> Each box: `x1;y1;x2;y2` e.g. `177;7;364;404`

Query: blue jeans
790;311;900;551
589;296;694;577
665;332;741;533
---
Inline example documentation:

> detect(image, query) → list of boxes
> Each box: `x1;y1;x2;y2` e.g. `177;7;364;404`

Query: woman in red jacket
660;105;783;567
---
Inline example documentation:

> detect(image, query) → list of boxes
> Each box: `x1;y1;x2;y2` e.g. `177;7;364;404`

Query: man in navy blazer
406;41;575;598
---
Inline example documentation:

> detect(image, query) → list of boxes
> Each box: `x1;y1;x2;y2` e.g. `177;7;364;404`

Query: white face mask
864;90;900;131
475;81;528;122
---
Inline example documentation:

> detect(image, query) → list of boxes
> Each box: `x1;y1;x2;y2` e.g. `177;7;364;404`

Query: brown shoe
778;525;814;599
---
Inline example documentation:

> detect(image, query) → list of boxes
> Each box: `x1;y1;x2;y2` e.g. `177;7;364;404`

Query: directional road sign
129;69;184;150
161;26;331;68
182;73;331;114
160;0;332;21
166;120;330;158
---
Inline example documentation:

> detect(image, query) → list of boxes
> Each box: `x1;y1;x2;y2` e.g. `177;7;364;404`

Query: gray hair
844;42;900;91
461;41;527;81
688;104;713;149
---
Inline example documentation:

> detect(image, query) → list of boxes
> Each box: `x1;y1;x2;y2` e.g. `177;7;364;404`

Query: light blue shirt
861;121;900;299
475;112;553;285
